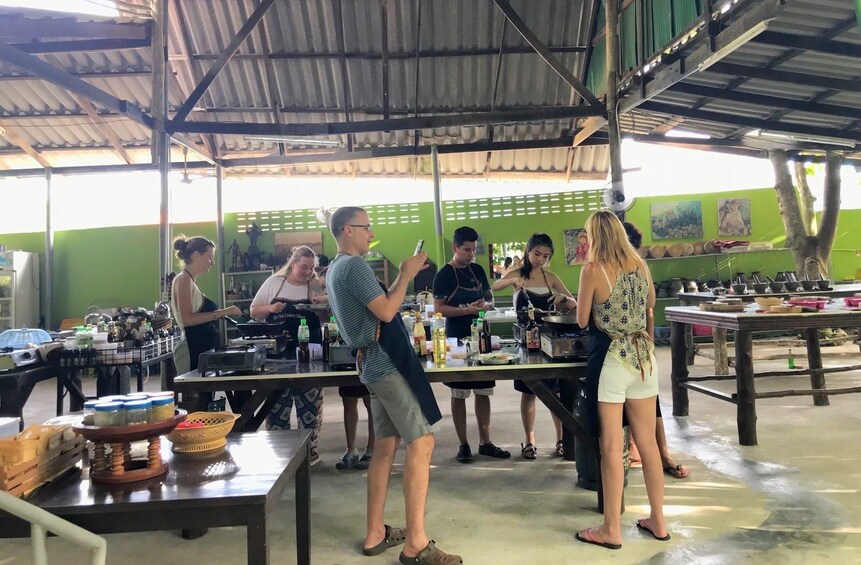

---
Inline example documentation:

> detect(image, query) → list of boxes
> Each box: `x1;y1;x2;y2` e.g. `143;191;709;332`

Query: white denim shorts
597;353;659;403
450;387;494;399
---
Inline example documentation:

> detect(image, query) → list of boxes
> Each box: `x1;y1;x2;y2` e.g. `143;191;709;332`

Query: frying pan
232;320;285;338
541;315;581;333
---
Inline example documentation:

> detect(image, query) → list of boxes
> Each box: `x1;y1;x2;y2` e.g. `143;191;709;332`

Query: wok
516;308;554;325
541;315;581;333
233;320;285;338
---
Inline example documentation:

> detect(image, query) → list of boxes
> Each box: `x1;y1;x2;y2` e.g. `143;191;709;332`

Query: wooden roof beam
72;94;133;164
0;122;51;167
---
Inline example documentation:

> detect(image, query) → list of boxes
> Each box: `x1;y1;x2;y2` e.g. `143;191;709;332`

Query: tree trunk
769;150;843;280
793;161;816;234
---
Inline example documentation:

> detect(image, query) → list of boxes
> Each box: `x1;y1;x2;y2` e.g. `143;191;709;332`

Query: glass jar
82;400;100;425
93;402;124;427
150;396;175;422
122;399;152;425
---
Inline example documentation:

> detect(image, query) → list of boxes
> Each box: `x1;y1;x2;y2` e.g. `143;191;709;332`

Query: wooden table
665;305;861;446
676;283;861;367
0;430;311;565
0;364;55;431
173;350;621;511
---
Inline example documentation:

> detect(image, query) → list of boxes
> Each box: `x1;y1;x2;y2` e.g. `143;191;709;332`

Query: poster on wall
563;228;589;265
717;198;752;236
650;201;703;240
474;234;486;255
274;231;323;267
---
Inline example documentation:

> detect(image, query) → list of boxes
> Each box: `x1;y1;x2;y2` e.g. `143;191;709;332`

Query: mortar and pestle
731;283;748;295
816;279;831;290
753;283;769;294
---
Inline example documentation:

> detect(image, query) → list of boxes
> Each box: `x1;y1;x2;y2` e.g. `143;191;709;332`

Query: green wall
1;187;859;330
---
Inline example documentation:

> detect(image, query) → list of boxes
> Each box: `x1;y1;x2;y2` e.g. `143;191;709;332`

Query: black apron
576;314;612;437
513;270;557;394
442;263;494;390
360;283;442;427
185;293;219;371
265;278;323;358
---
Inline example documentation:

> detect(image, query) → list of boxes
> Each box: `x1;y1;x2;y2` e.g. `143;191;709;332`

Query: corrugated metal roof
621;0;861;158
0;1;609;177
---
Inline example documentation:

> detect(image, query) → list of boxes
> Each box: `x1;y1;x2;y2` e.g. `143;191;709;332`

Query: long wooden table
0;430;311;565
665;305;861;446
676;284;861;366
173;350;620;510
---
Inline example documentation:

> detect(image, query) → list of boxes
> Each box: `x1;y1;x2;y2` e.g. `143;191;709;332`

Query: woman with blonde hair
575;210;668;549
251;245;326;464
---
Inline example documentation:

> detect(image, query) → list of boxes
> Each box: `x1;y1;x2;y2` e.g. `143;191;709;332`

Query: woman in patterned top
574;210;668;549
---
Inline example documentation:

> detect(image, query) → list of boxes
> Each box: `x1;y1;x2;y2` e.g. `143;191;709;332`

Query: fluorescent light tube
244;136;341;146
756;130;856;149
698;20;772;72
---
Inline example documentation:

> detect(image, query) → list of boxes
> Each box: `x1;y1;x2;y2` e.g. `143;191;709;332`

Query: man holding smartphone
433;225;510;463
327;207;461;564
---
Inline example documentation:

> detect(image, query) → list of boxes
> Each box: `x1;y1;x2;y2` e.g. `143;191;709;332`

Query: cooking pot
541;315;581;333
84;306;112;326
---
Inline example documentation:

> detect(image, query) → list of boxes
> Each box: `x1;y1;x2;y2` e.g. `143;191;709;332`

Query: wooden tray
700;302;745;312
0;435;85;498
73;409;187;443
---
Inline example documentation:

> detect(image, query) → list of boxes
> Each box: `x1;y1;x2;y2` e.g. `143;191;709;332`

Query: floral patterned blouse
591;265;654;379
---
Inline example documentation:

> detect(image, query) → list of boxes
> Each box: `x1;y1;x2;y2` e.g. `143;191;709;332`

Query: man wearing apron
433;226;510;464
251;249;325;464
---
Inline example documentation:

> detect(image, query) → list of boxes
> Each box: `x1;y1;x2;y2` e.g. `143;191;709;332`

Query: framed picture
717;198;752;236
475;234;486;255
274;231;323;266
563;228;589;265
650;201;703;240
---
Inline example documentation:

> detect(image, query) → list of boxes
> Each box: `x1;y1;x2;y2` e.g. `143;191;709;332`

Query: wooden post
670;321;690;416
685;324;696;365
605;0;625;214
803;327;830;406
713;328;729;375
734;330;757;446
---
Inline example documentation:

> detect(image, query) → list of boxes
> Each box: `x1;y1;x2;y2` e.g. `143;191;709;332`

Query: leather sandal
521;442;537;460
362;525;406;556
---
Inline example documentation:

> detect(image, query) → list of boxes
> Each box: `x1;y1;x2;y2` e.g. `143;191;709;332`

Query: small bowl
783;281;801;291
799;280;817;291
731;283;748;295
768;282;785;293
753;283;769;294
816;279;831;290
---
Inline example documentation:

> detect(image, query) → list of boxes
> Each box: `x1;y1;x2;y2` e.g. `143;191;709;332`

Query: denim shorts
366;372;440;445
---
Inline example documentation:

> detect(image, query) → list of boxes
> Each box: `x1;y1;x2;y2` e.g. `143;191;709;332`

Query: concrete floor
2;344;861;564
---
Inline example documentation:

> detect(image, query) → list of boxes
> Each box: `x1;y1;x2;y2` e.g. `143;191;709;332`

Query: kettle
84;306;112;326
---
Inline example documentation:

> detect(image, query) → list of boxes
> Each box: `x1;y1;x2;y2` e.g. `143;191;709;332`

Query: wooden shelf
646;249;785;261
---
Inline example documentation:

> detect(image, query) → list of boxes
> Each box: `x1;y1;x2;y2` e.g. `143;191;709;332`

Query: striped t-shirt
327;254;397;384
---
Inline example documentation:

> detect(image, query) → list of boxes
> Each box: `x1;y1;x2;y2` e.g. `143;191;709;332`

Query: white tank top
171;272;204;330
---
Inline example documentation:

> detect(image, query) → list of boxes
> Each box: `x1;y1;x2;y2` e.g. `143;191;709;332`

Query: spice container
94;402;124;427
150;396;175;422
122;399;152;425
82;400;100;425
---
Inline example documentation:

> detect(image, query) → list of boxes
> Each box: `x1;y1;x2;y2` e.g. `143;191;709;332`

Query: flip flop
636;519;671;541
362;525;407;556
575;527;622;550
664;464;691;479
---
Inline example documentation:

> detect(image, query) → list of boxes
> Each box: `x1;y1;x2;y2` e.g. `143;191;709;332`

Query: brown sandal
399;540;462;564
363;525;406;556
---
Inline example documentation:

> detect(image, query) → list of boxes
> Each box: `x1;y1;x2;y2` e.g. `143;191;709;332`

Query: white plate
477;353;515;365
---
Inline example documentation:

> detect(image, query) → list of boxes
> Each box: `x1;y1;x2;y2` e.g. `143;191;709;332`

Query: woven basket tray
166;412;239;453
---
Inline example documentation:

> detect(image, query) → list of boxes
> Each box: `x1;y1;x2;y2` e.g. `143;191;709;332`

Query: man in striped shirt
327;206;461;564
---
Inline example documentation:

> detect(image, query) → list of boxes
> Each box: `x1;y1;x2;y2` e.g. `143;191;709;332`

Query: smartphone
414;239;425;255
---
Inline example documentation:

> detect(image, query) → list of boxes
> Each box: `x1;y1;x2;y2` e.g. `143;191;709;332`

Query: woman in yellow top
491;233;576;459
575;210;667;549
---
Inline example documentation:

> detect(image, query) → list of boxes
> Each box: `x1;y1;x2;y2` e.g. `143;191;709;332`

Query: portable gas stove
514;323;591;359
198;344;267;374
229;336;285;358
539;328;591;359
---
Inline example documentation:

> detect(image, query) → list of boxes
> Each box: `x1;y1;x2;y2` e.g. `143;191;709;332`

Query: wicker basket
165;412;239;453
